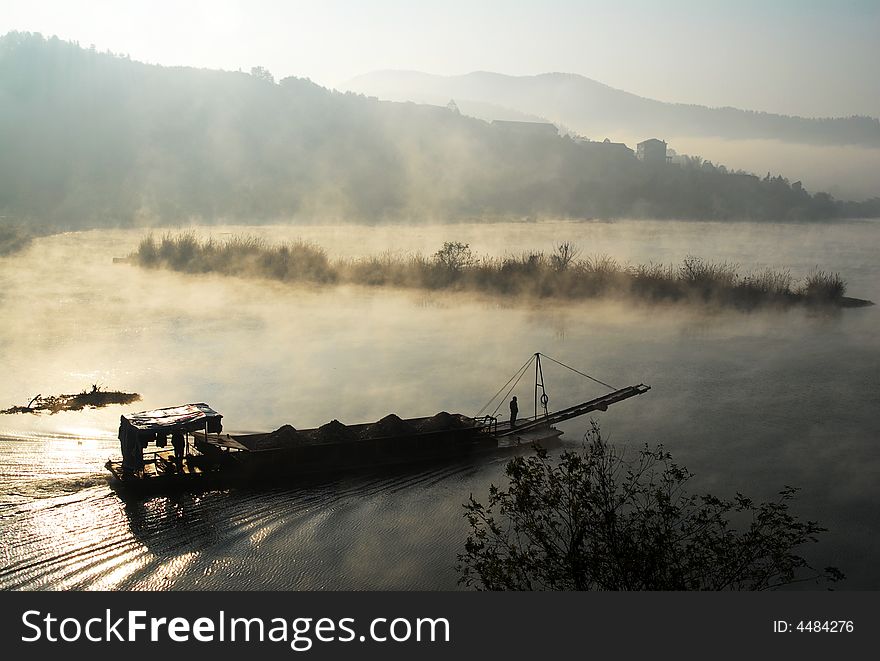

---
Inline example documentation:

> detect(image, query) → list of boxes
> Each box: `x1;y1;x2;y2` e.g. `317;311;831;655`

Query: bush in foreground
457;422;843;590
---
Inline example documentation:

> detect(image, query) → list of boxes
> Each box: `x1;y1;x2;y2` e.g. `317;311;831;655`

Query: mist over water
1;219;878;589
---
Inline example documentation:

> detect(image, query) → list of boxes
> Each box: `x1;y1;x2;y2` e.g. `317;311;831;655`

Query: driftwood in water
0;384;141;415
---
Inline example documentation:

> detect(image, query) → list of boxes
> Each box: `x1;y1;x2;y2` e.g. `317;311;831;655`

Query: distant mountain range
345;70;880;148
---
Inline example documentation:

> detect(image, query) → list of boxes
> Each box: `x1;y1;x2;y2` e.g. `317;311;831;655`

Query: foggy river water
1;219;878;590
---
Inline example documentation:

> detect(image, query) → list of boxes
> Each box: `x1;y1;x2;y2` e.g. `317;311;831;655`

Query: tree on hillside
458;422;843;590
250;65;275;83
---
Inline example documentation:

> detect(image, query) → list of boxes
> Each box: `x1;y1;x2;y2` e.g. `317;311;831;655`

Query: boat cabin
116;403;223;478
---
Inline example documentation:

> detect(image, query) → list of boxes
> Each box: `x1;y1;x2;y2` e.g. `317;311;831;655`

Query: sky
2;0;878;118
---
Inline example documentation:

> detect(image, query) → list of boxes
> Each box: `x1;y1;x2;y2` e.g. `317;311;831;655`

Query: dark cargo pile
361;414;417;439
239;411;478;451
265;424;306;446
314;419;357;443
416;411;470;433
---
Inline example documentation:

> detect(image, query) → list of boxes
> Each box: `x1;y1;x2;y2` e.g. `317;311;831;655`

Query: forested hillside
1;32;877;228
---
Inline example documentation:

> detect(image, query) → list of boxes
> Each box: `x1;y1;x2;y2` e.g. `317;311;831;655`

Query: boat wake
0;455;506;590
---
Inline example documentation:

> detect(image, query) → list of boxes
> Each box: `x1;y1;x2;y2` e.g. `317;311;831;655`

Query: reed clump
798;268;847;301
132;234;857;309
137;233;336;283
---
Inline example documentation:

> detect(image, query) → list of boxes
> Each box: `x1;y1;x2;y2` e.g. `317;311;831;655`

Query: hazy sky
2;0;878;118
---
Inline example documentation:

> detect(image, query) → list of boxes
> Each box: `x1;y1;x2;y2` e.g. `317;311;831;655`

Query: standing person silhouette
509;396;518;428
171;429;185;472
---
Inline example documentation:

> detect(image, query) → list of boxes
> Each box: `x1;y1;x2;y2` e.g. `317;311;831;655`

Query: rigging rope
476;353;617;421
490;362;532;419
475;354;535;417
540;353;617;391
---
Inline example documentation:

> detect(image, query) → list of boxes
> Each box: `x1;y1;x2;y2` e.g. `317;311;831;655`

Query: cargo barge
105;354;650;498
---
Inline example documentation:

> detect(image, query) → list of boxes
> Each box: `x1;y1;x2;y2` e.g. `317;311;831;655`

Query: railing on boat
474;415;498;436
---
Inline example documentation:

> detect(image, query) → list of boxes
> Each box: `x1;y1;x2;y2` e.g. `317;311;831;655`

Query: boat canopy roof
121;403;223;434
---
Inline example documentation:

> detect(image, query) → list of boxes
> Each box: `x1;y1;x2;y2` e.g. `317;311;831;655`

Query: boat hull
105;423;563;499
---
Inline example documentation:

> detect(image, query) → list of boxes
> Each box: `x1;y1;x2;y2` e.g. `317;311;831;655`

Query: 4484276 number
796;620;854;633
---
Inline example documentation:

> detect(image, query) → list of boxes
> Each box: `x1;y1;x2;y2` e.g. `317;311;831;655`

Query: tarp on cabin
121;403;223;433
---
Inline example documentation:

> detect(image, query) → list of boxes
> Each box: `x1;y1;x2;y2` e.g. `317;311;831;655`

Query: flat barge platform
105;354;650;498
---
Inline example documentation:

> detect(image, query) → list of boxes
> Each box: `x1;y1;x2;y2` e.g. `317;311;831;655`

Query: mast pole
534;352;540;420
534;352;548;419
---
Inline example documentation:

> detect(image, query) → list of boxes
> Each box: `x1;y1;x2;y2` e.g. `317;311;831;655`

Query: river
0;219;877;589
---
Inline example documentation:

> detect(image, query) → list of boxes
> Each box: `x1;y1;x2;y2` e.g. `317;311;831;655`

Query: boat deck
495;423;563;447
106;449;208;480
196;433;249;452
